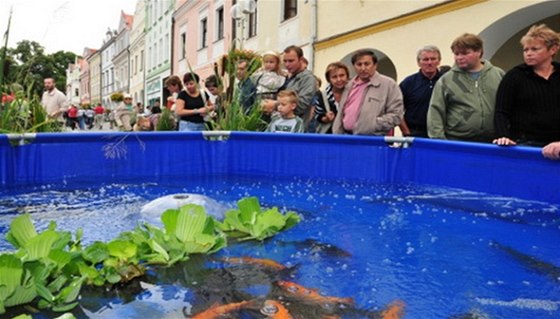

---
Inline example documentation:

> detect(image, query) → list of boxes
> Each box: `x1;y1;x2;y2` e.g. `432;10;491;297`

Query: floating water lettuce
0;197;299;314
2;214;84;314
160;204;227;254
10;313;76;319
219;197;301;241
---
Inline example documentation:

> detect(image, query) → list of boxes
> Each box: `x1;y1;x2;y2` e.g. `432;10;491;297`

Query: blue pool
1;132;559;319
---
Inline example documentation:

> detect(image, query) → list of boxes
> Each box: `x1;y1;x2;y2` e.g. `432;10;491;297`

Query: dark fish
278;238;351;258
492;241;560;282
448;310;490;319
273;280;354;308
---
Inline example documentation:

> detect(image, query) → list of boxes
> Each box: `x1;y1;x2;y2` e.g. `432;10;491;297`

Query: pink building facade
172;0;235;84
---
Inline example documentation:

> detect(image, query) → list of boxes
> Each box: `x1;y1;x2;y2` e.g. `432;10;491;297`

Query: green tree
3;40;76;99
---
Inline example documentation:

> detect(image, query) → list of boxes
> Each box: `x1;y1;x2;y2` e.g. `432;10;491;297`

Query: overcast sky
0;0;137;55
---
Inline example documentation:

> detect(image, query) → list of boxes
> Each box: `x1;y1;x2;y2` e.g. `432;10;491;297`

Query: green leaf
237;197;260;224
6;214;37;249
46;275;68;293
238;196;261;213
51;230;72;251
175;205;208;243
58;277;83;304
54;313;77;319
24;260;51;283
4;283;36;308
103;257;119;268
283;212;301;230
48;249;72;270
161;209;179;235
105;268;121;284
52;301;79;312
147;239;169;263
36;283;55;302
25;230;59;260
107;240;137;261
221;197;301;241
0;254;22;301
82;242;108;264
75;228;83;243
76;262;100;282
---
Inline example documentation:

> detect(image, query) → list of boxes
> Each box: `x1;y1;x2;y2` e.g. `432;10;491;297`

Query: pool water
1;175;559;319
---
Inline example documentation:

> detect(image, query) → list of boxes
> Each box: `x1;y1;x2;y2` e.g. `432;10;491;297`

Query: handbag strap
321;90;331;113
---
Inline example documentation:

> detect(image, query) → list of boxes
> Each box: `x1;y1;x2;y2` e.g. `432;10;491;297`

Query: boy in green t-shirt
266;90;304;133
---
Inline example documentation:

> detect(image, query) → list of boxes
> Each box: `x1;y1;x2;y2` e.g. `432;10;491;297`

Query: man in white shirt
41;77;69;124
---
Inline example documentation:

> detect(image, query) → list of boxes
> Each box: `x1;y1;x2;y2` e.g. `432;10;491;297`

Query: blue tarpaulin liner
1;132;558;204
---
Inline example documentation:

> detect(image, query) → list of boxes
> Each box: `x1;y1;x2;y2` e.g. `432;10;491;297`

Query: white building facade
113;11;134;96
100;29;117;109
129;0;146;106
144;0;176;107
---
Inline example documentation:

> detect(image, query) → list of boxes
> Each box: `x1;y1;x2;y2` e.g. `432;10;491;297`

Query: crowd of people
41;24;560;160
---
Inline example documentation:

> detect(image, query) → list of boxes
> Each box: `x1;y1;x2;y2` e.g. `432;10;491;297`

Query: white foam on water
476;297;560;311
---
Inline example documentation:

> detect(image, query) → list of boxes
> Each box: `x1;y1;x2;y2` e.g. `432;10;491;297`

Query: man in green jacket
427;33;504;143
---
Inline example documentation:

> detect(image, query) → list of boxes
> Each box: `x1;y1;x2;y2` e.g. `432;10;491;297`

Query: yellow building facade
313;0;560;82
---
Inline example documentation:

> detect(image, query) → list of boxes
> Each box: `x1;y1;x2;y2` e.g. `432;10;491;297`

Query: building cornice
314;0;488;51
173;0;198;19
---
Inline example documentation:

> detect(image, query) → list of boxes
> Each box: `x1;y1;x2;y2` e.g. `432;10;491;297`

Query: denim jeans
179;120;205;132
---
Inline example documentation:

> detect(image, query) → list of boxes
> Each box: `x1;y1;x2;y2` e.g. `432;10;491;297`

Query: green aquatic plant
10;313;75;319
116;204;228;267
220;197;301;241
0;89;60;134
206;45;266;132
0;198;301;314
209;92;265;131
3;215;84;313
155;107;176;131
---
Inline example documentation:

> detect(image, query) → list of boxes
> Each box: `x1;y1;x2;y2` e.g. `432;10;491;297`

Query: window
154;42;158;67
231;0;237;41
200;17;208;48
148;46;152;70
248;0;258;38
159;38;163;64
283;0;297;21
74;88;79;97
140;50;144;71
180;32;186;59
216;6;224;40
164;34;169;62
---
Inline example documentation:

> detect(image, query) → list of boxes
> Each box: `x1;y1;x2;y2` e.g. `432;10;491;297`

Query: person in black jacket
493;24;560;147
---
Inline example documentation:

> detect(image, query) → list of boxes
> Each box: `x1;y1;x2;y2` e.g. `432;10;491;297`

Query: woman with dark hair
174;72;214;131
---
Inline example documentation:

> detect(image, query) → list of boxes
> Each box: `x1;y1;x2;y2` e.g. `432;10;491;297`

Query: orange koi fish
189;300;254;319
274;280;354;307
219;256;287;271
260;300;294;319
381;300;405;319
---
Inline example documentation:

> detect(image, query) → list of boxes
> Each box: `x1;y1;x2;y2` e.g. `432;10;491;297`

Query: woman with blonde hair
494;24;560;147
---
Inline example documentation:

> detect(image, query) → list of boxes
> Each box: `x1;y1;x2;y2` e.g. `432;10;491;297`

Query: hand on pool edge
542;141;560;160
